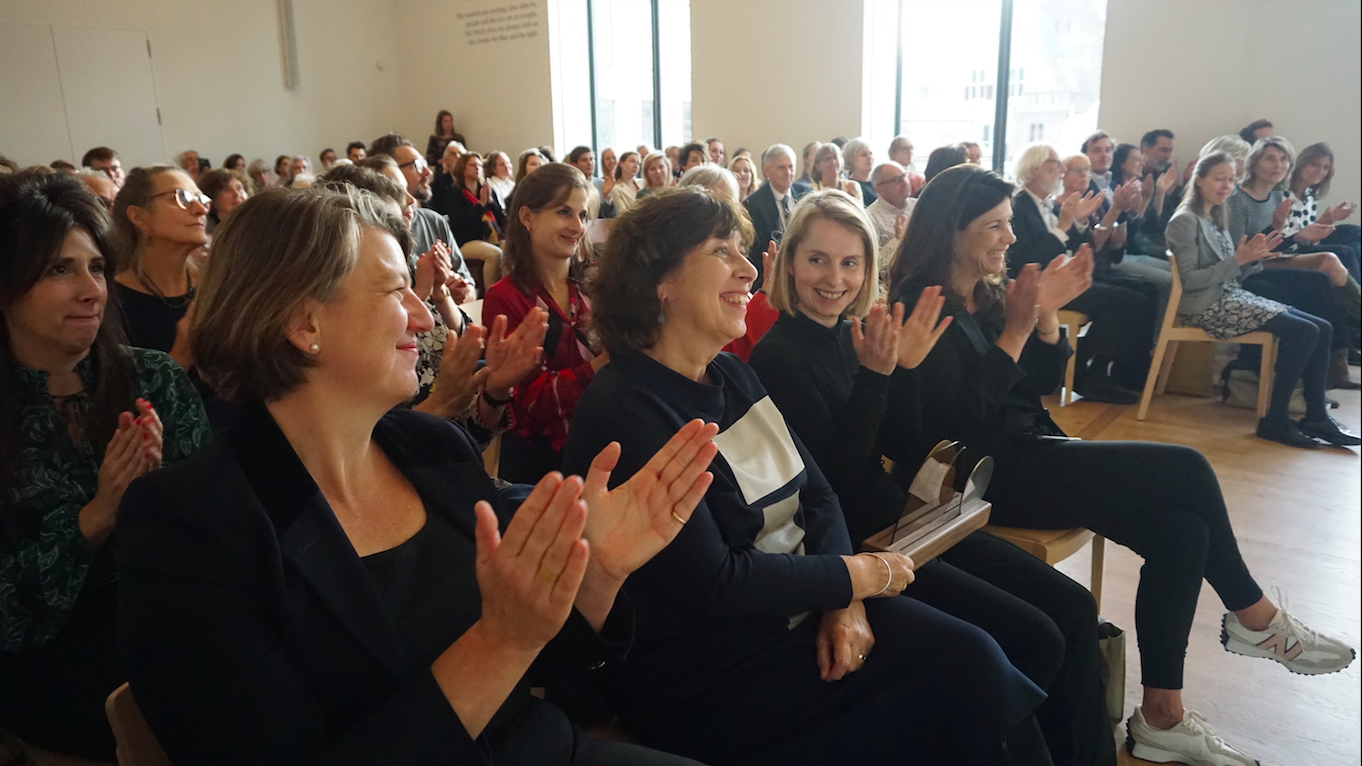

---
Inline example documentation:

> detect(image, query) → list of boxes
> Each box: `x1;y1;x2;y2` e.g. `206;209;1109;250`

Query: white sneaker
1126;707;1259;766
1222;593;1356;676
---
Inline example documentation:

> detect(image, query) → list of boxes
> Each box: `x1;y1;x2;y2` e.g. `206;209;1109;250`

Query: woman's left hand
579;420;719;584
1037;244;1094;315
849;303;901;376
816;601;875;681
1296;222;1335;244
483;310;548;396
133;398;165;472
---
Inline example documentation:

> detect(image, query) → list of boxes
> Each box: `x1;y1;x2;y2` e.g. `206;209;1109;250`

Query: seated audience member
1239;119;1274;145
49;160;78;173
540;145;559;163
841;138;878;205
865;161;917;250
0;172;209;761
960;141;983;165
1287;142;1360;283
1010;145;1152;402
887;162;1356;766
486;150;517;208
1173;152;1358;448
810;144;862;205
706;137;726;166
198;168;251;236
1057;154;1173;337
319;148;337;171
829;135;849;149
443;152;507;291
439;141;468;180
222;153;247;174
369;135;475;285
922;144;968;186
346;141;367;162
82;146;125;188
484;165;607;483
743;144;809;289
427;109;467;169
797;140;822;185
678;164;740;203
887;135;927;196
1200;135;1251;176
429;144;465;216
285;155;313;188
1081;131;1115;198
1133;129;1186;254
733;148;753;161
610;151;642;215
1109;144;1152;222
516;147;547;183
272;154;292;187
562;186;1052;766
749;189;1114;766
175;150;202;182
676;142;707;178
117;184;717;765
664;146;680;178
728;154;758;203
636;152;672;201
78;170;118;213
246;158;271;191
597;148;617;187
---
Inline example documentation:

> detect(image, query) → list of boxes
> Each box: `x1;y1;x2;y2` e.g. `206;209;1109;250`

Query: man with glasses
81;146;125;188
865;162;917;248
369;133;473;285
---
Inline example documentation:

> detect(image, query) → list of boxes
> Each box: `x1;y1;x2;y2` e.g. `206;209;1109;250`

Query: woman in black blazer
883;164;1354;766
116;186;718;765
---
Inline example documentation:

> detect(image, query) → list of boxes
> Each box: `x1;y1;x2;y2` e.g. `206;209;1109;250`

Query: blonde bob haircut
190;186;412;401
1243;136;1296;192
766;188;879;319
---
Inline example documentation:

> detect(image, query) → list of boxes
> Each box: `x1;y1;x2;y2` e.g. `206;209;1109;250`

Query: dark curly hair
592;187;754;356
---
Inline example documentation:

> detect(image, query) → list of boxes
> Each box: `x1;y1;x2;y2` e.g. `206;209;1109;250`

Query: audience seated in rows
728;154;758;203
610;151;642;215
808;143;862;204
864;161;916;250
743;143;809;289
922;144;968;186
841;138;878;205
887;135;927;196
197;168;250;235
636;152;673;201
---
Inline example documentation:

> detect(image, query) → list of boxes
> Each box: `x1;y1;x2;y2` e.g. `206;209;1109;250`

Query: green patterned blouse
1;347;210;652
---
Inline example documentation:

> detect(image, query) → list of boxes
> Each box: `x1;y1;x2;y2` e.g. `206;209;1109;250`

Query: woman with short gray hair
841;137;878;205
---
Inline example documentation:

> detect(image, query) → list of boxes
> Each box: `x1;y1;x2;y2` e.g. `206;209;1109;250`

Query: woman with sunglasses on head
0;171;209;761
884;163;1354;766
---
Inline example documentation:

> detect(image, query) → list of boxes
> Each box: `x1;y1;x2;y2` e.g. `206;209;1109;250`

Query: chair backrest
1160;250;1185;330
105;684;171;766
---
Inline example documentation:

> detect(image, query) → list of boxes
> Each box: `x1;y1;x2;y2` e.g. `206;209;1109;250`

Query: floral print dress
1181;227;1290;340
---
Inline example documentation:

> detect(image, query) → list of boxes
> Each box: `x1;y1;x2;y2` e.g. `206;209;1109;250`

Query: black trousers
985;439;1263;691
0;585;120;761
1063;281;1154;385
1259;309;1332;424
912;531;1114;766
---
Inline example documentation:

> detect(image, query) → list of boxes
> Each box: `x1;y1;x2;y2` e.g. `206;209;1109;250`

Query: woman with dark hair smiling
0;171;208;760
748;188;1113;766
484;164;607;483
884;163;1354;766
563;187;1052;766
116;185;718;765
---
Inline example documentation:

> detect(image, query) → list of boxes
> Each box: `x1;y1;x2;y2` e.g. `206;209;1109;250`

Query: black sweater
562;352;854;708
882;279;1072;474
748;311;909;545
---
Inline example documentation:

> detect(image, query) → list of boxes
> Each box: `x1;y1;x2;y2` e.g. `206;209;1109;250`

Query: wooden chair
985;526;1106;612
1136;252;1277;421
1056;310;1089;406
104;684;170;766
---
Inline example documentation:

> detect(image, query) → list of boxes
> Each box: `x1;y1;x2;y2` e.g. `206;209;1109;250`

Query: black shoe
1257;419;1324;449
1074;375;1141;405
1299;416;1362;447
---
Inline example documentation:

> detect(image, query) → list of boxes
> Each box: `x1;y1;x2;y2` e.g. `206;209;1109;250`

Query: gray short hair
762;143;794;166
1014;144;1056;185
841;138;870;169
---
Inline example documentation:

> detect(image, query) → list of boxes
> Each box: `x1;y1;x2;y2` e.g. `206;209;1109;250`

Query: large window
863;0;1105;178
549;0;690;166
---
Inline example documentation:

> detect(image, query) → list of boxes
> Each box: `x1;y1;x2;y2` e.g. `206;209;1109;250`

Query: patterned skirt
1179;282;1290;340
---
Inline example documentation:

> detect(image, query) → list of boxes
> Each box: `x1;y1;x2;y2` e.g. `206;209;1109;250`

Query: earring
309;343;320;353
657;306;667;325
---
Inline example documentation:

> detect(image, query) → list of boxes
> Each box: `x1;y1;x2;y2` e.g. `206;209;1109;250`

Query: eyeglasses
874;174;908;187
150;188;210;210
398;157;430;174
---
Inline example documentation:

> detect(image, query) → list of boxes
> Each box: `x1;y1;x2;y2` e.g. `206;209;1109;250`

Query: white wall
1099;0;1361;204
0;0;404;171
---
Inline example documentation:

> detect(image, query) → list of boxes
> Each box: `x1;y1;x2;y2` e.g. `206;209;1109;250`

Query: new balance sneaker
1222;603;1356;675
1126;707;1259;766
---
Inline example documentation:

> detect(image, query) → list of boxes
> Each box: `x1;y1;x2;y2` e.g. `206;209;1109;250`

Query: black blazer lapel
228;403;411;680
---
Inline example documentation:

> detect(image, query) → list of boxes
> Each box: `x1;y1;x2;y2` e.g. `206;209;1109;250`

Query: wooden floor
1045;375;1361;766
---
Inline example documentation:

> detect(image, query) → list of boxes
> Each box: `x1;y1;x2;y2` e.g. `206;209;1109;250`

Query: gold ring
538;569;559;584
671;511;687;526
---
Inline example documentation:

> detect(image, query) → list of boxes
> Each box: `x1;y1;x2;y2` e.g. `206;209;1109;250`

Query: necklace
134;265;195;310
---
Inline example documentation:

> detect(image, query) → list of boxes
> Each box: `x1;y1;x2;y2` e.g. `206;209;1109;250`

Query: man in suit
743;143;809;289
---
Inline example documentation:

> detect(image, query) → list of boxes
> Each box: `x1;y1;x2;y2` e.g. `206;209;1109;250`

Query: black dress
749;311;1113;766
562;351;1044;766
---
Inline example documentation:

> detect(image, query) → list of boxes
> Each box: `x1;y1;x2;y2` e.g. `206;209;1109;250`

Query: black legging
985;440;1264;691
1259;308;1331;425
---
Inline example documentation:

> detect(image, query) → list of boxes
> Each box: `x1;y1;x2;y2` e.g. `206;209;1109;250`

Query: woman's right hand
844;551;914;600
472;473;591;654
849;303;901;376
1234;232;1284;265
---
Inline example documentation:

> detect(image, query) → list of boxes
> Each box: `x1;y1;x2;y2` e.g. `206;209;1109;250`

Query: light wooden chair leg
1154;340;1178;395
1256;339;1276;420
1090;535;1105;613
1138;336;1172;420
1063;350;1076;406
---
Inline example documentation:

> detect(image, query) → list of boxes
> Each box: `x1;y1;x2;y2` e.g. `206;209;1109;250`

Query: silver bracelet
864;552;894;597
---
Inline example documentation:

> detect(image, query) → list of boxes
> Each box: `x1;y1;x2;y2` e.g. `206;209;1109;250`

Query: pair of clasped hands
81;398;165;544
